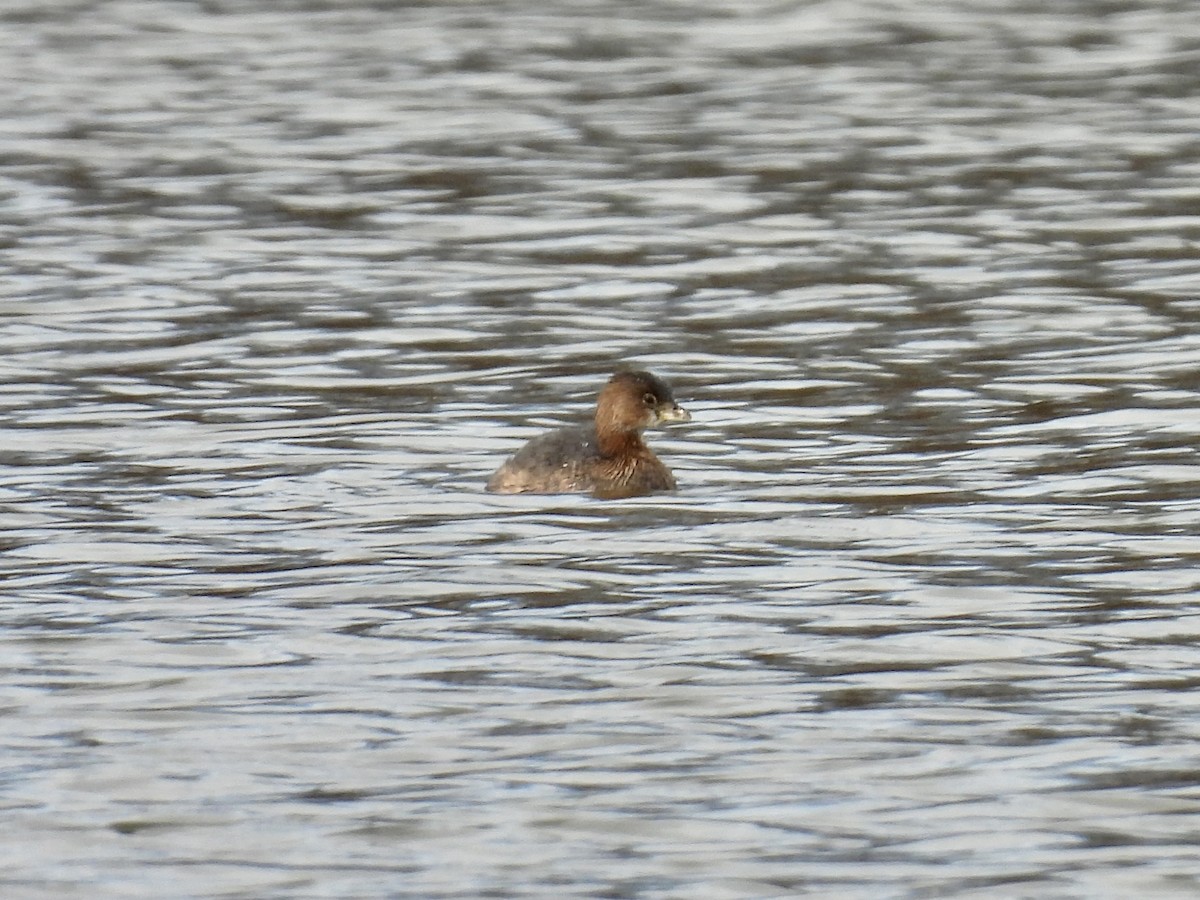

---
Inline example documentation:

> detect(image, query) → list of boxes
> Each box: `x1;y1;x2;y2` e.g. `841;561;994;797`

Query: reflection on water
4;0;1200;897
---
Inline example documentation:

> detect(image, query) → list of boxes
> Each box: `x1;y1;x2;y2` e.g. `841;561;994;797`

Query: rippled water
4;0;1200;897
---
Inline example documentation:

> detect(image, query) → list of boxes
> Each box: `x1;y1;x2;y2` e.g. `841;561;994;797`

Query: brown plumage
487;370;690;497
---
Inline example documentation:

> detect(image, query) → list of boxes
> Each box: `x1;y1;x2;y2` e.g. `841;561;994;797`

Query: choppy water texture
4;0;1200;897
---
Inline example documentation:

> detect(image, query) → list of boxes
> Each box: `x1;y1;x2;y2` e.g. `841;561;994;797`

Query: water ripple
3;1;1200;898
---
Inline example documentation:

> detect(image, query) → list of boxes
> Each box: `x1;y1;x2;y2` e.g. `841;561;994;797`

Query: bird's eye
642;392;657;407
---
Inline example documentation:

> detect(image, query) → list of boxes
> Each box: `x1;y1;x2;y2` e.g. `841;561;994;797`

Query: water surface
3;1;1200;897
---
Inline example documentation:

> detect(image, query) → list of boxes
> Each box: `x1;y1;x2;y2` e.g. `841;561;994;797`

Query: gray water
4;1;1200;897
